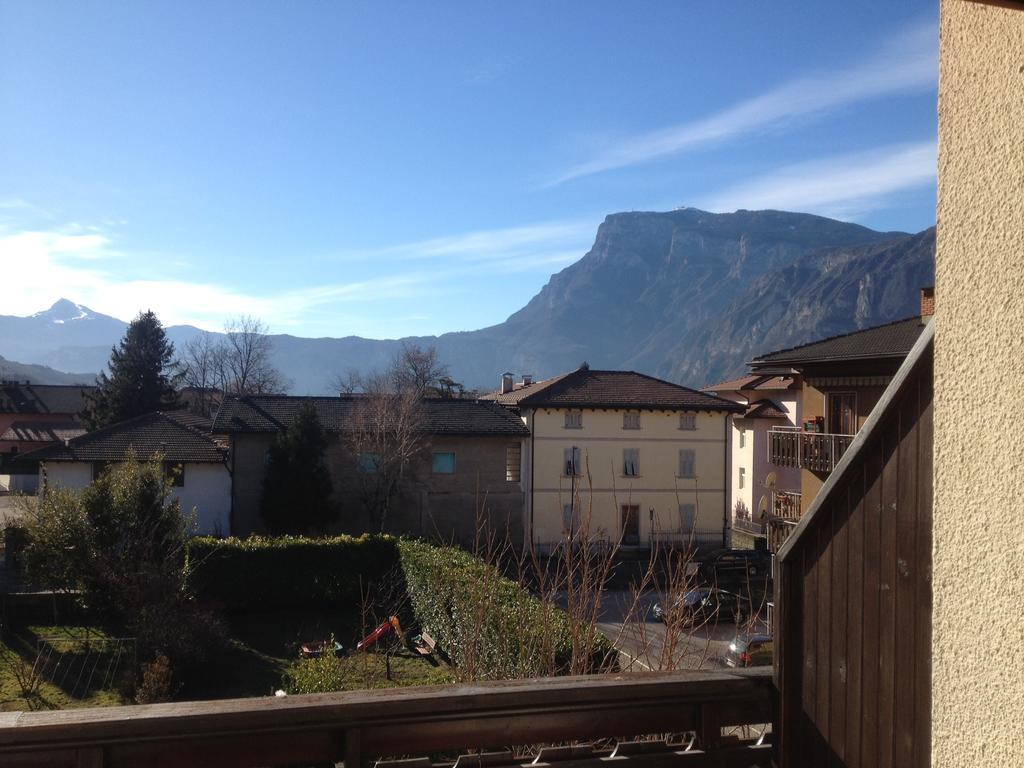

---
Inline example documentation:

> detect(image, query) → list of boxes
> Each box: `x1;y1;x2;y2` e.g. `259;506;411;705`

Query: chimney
521;374;533;386
500;372;514;395
920;286;935;318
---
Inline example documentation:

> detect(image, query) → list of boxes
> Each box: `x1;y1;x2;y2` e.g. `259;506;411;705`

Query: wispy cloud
0;226;444;333
547;20;938;186
0;215;596;336
700;140;937;219
334;218;596;270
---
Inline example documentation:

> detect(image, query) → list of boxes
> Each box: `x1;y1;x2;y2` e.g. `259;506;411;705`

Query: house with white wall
704;373;802;545
22;411;231;536
483;365;743;552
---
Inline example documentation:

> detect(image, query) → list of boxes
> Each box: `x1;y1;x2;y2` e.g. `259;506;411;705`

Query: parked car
695;547;771;585
651;588;751;625
723;634;773;668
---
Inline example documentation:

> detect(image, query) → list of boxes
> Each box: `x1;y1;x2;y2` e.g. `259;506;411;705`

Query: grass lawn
0;612;454;711
183;609;455;701
0;625;130;711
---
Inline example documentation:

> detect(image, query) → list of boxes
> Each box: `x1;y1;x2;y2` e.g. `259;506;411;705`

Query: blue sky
0;1;939;338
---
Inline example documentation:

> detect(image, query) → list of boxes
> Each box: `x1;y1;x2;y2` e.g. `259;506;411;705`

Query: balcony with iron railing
0;668;774;767
767;426;854;473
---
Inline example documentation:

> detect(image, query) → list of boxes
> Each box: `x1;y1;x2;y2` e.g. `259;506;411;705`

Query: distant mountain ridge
0;354;96;386
0;209;935;393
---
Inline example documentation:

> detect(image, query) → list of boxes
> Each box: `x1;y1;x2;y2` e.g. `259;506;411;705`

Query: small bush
187;534;401;614
286;651;351;694
136;654;174;704
398;540;614;680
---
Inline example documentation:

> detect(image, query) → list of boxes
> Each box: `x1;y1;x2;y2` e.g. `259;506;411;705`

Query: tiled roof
749;317;928;367
0;384;95;415
479;372;574;406
212;395;530;437
744;400;790;420
21;411;226;463
484;368;743;412
704;374;796;393
0;420;86;443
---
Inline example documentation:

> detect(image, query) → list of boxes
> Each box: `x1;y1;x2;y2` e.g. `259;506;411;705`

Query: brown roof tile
487;368;743;412
0;384;95;415
749;317;928;367
21;412;225;463
212;395;530;437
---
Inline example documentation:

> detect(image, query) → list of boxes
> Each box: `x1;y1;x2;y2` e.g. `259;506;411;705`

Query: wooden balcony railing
768;428;854;473
768;516;798;554
0;668;774;768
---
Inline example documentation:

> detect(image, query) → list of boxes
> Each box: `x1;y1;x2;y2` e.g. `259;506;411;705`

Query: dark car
651;588;751;625
723;633;773;668
695;548;772;587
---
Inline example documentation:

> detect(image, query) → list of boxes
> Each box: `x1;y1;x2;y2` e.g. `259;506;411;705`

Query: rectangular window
678;449;696;478
827;392;857;434
358;452;380;473
738;467;746;489
739;429;746;449
623;448;640;477
505;443;521;482
623;412;641;430
431;452;456;474
563;446;582;476
679;413;697;431
679;503;696;532
164;461;186;487
564;411;583;429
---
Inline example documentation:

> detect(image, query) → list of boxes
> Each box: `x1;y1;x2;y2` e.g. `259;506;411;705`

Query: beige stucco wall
933;2;1024;764
525;407;728;548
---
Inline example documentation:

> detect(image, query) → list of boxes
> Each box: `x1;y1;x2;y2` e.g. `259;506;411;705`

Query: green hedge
187;535;615;679
398;540;615;679
187;534;400;613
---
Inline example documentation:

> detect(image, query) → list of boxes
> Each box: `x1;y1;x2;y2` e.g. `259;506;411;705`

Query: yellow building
484;365;743;552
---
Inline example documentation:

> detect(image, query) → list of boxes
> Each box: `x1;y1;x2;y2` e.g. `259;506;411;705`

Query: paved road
589;590;769;672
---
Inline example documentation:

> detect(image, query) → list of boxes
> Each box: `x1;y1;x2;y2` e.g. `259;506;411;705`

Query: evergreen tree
83;311;181;430
261;403;337;534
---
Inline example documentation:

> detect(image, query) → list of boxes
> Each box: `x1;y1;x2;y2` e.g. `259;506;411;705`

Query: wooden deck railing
0;668;774;768
768;428;854;473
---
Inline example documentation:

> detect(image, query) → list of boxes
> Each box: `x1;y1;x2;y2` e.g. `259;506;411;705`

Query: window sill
676;475;697;480
621;474;642;479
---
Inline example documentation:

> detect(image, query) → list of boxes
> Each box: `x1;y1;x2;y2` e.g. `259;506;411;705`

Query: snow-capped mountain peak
31;298;95;324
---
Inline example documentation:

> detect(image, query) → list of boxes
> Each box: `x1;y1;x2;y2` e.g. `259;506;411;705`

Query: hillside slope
0;209;935;392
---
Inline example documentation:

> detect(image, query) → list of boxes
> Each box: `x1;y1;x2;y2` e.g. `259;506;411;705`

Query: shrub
187;534;401;614
187;535;615;681
136;655;174;704
398;540;615;680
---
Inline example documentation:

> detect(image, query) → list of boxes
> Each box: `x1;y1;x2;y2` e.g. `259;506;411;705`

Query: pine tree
83;311;181;430
261;402;337;534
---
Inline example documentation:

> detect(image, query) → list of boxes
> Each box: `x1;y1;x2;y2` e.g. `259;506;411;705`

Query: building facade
213;395;529;547
932;2;1024;763
23;410;231;535
745;307;931;550
0;382;93;492
484;366;742;552
704;374;801;546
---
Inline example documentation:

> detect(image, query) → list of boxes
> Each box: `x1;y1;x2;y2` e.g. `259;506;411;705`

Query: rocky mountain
0;209;935;393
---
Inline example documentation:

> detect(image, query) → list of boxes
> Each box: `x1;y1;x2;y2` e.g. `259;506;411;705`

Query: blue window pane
432;452;456;474
358;453;380;473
